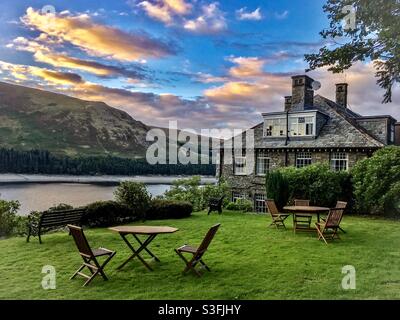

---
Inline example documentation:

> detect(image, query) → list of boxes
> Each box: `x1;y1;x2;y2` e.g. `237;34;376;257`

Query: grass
1;211;400;300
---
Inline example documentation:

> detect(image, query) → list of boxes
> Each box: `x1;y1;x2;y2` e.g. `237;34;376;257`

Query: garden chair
266;199;289;229
315;208;345;244
208;195;225;215
175;223;221;277
321;201;347;233
68;225;116;286
293;199;313;232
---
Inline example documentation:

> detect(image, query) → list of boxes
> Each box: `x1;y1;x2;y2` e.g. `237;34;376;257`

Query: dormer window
289;116;315;136
264;118;286;137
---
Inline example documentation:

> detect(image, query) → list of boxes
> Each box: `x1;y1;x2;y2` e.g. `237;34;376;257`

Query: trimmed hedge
82;201;135;227
146;199;193;220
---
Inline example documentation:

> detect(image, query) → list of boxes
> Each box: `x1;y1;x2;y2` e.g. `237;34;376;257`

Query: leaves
305;0;400;103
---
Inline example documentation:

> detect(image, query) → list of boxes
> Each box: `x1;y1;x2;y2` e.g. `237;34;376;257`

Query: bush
48;203;73;211
352;146;400;216
266;170;289;211
114;181;151;219
163;176;230;211
0;199;21;237
276;163;351;209
83;201;134;227
147;199;193;220
225;199;254;212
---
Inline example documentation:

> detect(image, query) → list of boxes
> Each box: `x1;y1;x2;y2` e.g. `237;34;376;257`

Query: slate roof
227;95;385;149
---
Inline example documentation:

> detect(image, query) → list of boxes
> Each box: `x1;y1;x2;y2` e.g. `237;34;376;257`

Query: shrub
48;203;73;211
275;163;351;209
163;176;230;211
114;181;151;219
163;176;203;211
83;201;134;227
225;199;254;212
266;170;289;211
352;146;400;216
0;199;21;237
147;199;193;220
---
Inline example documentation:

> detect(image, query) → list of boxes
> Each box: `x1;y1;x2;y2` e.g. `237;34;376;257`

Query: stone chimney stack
291;75;314;111
284;96;292;111
336;83;348;107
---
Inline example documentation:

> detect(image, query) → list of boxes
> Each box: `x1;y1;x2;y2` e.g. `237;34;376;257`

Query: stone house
217;75;399;213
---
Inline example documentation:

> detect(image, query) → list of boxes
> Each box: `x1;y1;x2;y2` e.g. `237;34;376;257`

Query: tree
305;0;400;103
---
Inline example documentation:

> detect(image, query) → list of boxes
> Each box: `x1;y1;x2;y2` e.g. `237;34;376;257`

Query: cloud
11;37;148;80
236;7;262;21
274;10;289;20
184;2;227;34
21;7;177;61
135;0;191;24
228;57;266;78
0;60;83;85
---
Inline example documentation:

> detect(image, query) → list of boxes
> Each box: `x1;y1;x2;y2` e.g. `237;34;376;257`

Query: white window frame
331;152;348;171
234;149;247;176
232;192;246;202
390;124;395;143
264;117;287;137
254;194;266;213
296;152;312;168
256;151;270;176
289;116;315;137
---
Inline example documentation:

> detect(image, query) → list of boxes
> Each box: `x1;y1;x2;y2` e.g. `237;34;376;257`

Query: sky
0;0;398;131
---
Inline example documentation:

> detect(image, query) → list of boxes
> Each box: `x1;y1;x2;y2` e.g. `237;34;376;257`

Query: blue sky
0;0;398;130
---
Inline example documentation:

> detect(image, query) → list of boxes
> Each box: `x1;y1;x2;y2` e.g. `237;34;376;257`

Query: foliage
147;199;193;220
0;198;21;237
225;199;254;212
266;170;289;211
0;148;216;176
274;164;352;208
163;176;230;211
114;181;151;219
305;0;400;103
352;146;400;216
48;203;73;211
83;201;134;227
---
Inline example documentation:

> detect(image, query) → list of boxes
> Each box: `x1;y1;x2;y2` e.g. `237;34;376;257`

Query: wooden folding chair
266;199;289;229
175;223;221;277
68;225;116;286
322;201;347;233
315;208;345;244
293;199;313;232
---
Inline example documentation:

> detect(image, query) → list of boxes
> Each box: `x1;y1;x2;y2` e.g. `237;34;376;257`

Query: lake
0;175;217;215
0;183;171;215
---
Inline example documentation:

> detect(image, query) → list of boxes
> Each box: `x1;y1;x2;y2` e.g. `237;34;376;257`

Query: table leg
117;233;157;271
133;234;160;262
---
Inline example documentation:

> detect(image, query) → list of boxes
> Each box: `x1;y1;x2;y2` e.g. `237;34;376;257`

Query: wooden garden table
283;206;330;223
109;226;178;271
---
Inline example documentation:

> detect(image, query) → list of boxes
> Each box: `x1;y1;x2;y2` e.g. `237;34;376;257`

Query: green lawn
1;211;400;300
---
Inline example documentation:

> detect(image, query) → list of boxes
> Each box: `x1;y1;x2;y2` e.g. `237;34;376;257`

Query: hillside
0;82;151;158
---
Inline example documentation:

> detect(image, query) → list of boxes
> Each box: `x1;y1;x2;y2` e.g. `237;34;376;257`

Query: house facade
217;75;399;213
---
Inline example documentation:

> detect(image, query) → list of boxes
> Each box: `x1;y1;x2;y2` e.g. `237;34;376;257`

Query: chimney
284;96;292;111
291;75;314;111
336;83;348;107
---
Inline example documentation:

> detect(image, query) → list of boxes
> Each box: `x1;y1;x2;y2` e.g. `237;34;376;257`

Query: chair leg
199;259;211;272
175;250;202;277
315;225;328;245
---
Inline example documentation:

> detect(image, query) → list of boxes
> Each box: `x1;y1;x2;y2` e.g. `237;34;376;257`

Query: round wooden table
283;206;330;223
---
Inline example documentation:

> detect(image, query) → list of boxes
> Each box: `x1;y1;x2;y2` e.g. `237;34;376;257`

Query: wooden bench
27;208;86;244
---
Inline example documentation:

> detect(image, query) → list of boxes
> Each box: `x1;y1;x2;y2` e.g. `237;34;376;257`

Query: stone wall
356;118;388;144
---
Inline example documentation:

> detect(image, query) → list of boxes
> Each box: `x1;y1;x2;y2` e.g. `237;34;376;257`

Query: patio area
1;210;400;300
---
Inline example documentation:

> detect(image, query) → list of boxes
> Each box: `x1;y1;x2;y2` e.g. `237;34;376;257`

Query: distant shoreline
0;174;217;186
